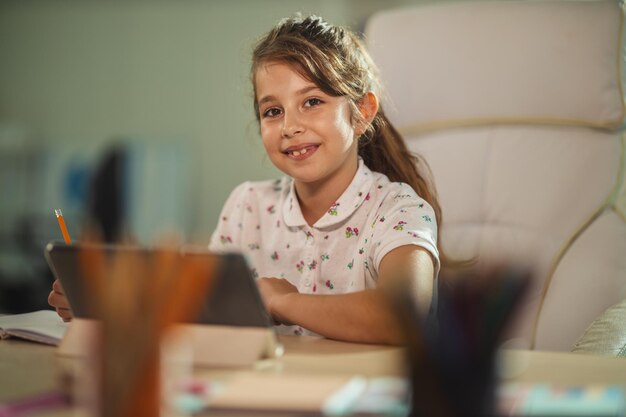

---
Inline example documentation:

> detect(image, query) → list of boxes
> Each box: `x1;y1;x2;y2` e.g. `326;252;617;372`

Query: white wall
0;0;425;244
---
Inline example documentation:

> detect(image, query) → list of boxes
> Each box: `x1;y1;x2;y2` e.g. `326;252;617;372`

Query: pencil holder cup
74;242;215;417
393;265;530;417
97;325;160;417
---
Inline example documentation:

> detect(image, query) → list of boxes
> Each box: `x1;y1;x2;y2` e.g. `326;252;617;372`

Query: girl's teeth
291;148;308;156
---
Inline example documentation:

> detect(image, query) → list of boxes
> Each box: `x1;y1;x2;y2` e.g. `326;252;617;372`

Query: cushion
366;0;625;132
572;298;626;357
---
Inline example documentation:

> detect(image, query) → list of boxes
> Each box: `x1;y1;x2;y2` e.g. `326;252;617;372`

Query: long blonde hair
251;15;450;266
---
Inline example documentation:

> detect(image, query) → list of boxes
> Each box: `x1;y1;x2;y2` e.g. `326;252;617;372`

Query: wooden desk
0;339;60;402
1;336;625;415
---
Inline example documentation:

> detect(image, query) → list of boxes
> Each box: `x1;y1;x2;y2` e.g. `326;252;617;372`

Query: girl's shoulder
369;172;433;213
368;170;419;198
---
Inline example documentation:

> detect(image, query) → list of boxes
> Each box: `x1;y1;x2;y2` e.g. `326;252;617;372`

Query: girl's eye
263;107;282;118
304;98;322;107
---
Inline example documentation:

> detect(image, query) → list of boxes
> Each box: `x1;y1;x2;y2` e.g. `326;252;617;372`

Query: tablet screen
44;241;273;328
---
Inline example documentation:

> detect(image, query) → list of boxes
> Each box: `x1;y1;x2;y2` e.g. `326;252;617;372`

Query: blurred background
0;0;431;313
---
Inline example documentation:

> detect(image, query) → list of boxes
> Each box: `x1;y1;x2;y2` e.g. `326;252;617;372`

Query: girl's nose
281;114;305;138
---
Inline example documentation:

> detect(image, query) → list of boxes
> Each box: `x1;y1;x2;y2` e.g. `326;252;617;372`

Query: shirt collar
282;158;376;229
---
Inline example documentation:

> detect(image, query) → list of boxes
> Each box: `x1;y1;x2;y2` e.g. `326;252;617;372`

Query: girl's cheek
259;125;272;142
260;133;278;153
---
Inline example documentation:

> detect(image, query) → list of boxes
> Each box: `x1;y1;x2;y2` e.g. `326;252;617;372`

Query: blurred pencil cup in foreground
391;264;531;417
75;239;216;417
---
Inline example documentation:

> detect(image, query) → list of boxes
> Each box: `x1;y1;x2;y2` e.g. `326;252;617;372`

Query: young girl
207;15;443;345
49;15;444;345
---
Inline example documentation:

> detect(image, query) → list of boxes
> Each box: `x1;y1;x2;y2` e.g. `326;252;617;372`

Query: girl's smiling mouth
283;144;320;160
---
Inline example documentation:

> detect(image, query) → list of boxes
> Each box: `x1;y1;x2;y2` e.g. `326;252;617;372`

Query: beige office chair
366;0;626;351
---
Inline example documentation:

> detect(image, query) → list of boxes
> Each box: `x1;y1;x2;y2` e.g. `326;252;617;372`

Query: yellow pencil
54;208;72;244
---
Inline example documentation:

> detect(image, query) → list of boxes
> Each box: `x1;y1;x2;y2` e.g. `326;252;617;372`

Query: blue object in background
63;161;91;211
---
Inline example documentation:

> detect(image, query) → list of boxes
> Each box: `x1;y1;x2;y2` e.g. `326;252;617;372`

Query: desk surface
1;335;625;413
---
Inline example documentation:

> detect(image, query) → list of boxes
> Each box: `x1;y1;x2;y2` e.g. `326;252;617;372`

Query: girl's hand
257;277;298;325
48;279;73;322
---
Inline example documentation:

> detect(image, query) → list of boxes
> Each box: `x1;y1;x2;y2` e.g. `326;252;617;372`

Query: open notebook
0;310;68;345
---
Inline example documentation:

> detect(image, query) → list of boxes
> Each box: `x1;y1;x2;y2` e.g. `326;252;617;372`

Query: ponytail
359;110;452;267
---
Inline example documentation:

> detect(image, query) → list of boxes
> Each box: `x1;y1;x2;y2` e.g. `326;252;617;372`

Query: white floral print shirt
209;159;440;336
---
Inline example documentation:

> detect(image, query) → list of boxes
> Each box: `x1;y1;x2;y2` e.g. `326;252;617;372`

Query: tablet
43;241;274;328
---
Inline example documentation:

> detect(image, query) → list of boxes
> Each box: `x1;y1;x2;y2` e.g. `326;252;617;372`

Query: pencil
54;209;72;244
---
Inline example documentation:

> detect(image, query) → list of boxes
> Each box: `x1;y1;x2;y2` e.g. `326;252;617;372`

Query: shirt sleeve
208;182;250;253
371;187;440;276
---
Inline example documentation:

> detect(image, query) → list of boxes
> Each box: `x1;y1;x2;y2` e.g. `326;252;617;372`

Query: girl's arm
258;244;434;345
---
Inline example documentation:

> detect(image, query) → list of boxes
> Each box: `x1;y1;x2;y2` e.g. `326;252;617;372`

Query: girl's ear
355;91;379;135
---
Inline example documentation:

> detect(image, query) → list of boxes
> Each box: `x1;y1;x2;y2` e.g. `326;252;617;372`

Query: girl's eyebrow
257;85;321;106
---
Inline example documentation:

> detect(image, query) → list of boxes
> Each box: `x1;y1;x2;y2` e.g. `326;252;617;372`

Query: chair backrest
366;0;626;351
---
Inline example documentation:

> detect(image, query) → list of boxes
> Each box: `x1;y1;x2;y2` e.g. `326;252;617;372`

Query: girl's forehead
255;62;319;96
256;61;317;86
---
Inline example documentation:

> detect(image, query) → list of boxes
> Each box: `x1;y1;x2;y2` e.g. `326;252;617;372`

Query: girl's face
255;62;359;191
